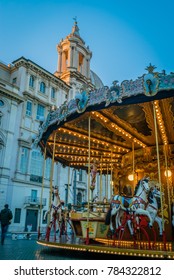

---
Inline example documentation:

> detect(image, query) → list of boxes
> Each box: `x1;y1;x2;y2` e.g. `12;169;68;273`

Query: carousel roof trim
34;67;174;149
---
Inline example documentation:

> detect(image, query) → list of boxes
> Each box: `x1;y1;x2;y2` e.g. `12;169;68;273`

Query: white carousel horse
45;186;62;241
146;186;163;235
114;185;163;238
108;177;153;233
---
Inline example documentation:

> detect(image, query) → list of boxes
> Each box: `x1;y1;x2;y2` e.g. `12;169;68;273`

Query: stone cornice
0;85;24;103
23;91;51;107
12;57;71;92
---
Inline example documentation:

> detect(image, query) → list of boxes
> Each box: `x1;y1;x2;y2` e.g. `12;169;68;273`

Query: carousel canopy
35;65;174;174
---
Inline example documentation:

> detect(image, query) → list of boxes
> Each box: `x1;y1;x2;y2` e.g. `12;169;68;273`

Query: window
14;208;21;223
29;75;34;88
77;192;82;205
78;170;83;181
30;149;43;182
78;53;84;73
45;158;51;179
26;100;32;116
31;189;37;202
40;82;46;93
36;104;45;120
20;147;29;173
51;87;55;99
12;77;17;84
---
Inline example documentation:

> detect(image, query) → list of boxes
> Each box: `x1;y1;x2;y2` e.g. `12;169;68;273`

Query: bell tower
54;19;94;99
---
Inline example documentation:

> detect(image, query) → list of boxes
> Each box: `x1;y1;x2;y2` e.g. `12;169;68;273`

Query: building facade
0;21;104;232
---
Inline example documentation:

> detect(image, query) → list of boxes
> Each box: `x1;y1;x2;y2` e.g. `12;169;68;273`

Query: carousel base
37;235;174;259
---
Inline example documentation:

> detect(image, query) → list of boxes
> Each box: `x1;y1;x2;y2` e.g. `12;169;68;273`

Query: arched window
29;75;34;88
40;82;46;93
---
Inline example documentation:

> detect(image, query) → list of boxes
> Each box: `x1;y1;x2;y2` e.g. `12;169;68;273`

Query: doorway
25;209;38;231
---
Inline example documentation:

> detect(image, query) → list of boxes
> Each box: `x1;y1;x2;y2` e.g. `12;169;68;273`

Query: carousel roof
35;65;174;173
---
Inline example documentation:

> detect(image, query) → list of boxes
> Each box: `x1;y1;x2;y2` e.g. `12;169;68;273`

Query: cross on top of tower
72;16;80;36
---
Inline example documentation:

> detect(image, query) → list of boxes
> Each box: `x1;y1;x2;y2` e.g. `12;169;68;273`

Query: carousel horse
107;177;153;234
45;186;62;241
146;186;163;235
90;161;98;189
113;184;163;238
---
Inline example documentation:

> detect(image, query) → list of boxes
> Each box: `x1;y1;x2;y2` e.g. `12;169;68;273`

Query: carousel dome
90;70;104;89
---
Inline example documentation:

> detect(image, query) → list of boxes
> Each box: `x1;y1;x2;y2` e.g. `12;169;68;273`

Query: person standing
0;204;13;245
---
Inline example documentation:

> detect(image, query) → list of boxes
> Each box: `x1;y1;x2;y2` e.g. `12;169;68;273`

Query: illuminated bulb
164;170;172;177
128;174;134;181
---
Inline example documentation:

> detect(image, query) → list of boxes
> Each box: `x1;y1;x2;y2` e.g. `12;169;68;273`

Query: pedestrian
0;204;13;245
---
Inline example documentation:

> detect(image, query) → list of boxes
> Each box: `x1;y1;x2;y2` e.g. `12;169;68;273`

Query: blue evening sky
0;0;174;86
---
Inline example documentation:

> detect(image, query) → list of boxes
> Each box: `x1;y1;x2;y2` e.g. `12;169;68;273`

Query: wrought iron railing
24;196;46;206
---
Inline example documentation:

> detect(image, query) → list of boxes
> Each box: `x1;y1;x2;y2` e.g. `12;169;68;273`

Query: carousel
35;64;174;259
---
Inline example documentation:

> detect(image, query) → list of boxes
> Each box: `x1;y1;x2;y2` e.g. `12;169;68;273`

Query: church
0;20;104;232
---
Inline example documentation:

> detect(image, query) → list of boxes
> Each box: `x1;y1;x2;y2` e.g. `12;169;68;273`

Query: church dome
90;70;104;89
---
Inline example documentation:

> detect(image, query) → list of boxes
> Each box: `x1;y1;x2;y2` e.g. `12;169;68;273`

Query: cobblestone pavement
0;237;82;260
0;236;153;260
1;236;122;260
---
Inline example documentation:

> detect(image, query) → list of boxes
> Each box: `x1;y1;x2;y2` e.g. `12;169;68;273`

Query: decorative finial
145;63;156;73
72;16;80;36
73;16;77;24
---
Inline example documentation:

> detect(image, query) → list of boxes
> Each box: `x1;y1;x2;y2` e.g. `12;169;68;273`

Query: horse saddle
121;196;132;208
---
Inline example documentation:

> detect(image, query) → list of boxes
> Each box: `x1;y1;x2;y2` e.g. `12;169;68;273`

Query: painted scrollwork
75;84;89;113
105;80;122;107
143;64;159;96
57;101;68;124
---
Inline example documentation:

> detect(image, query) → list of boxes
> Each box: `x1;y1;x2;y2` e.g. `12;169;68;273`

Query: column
58;51;62;73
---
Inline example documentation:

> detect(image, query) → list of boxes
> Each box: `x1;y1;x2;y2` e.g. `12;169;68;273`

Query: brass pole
47;132;57;226
110;149;113;197
164;145;171;220
99;156;103;201
153;102;164;230
38;145;47;238
106;164;108;199
132;141;135;190
67;165;70;204
86;114;91;244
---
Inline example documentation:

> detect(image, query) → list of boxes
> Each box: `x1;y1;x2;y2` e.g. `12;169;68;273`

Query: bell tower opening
78;52;84;74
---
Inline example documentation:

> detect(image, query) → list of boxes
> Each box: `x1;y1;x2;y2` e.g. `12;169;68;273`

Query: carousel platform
37;236;174;259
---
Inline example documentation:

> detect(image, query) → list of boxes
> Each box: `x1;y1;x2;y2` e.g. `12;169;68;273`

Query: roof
90;70;104;89
12;56;71;91
35;66;174;174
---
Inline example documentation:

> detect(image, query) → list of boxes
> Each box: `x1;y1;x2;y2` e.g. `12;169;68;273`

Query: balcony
24;196;46;207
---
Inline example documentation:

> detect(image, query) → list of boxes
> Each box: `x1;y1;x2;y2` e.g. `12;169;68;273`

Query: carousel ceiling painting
35;66;174;180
